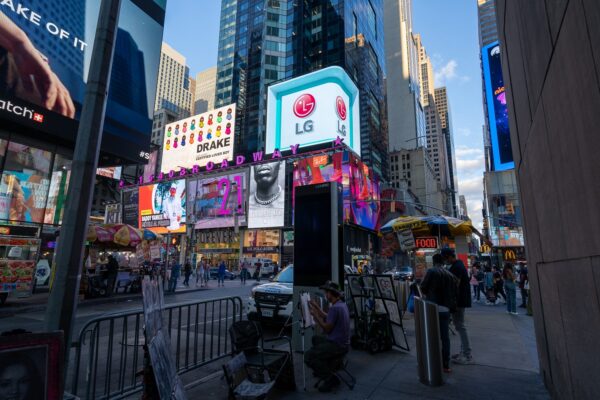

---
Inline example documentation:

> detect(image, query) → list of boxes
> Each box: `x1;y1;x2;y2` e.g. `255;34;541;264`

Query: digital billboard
482;41;514;171
187;170;248;230
121;187;139;226
292;151;380;230
0;0;165;163
138;180;186;234
266;66;361;156
248;161;286;229
161;104;236;173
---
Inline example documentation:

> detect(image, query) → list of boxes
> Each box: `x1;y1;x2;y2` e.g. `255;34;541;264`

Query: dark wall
496;1;600;398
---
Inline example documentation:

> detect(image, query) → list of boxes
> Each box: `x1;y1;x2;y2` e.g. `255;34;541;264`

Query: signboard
122;187;139;226
187;170;247;229
482;41;514;171
415;237;438;249
160;104;236;173
397;229;415;252
138;180;186;234
248;161;285;228
0;0;166;163
243;230;280;252
97;167;122;180
266;66;360;156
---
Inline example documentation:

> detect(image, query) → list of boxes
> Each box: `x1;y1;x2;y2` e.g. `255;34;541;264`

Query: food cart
0;225;41;304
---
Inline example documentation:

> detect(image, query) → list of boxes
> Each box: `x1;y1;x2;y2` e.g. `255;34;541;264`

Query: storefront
241;229;281;264
194;229;240;270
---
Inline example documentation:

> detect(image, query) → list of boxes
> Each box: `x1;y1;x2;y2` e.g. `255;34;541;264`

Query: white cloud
455;127;473;137
435;60;458;85
457;158;484;171
455;146;483;158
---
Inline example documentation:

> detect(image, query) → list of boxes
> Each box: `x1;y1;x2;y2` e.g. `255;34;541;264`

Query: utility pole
46;0;122;366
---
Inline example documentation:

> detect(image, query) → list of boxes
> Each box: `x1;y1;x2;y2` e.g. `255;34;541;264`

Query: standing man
183;261;192;287
518;262;529;308
106;254;119;296
169;259;181;292
217;260;226;287
240;260;248;285
272;261;279;277
420;254;456;373
306;281;351;393
441;248;473;364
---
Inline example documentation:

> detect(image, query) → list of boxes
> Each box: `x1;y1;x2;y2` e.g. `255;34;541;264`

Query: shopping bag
407;292;415;313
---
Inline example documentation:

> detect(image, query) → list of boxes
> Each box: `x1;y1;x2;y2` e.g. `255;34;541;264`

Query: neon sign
415;237;438;249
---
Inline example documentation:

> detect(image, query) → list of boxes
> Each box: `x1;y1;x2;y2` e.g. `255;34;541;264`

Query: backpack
441;268;460;313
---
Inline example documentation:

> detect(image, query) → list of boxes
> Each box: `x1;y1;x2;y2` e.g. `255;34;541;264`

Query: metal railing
67;296;243;399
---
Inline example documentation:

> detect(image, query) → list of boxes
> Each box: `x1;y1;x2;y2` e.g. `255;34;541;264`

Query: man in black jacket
441;248;473;364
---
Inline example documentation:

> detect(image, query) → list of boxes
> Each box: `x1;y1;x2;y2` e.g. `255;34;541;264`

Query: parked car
209;267;237;280
247;265;294;321
385;266;414;281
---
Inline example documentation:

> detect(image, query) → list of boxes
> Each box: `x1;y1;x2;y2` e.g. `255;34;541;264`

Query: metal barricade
68;296;243;399
414;297;444;387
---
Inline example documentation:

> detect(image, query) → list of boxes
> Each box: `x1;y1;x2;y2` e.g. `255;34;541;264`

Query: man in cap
163;183;183;231
441;248;473;364
305;281;350;392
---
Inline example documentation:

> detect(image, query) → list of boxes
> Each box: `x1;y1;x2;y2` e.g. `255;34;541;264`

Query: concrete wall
496;1;600;398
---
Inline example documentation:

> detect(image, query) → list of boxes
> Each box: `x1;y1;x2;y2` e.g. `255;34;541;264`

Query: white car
247;266;294;321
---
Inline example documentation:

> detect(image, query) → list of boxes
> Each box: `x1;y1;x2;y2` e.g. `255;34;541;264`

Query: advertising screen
266;66;360;156
187;170;248;230
161;104;236;173
122;187;139;226
248;161;286;229
0;0;165;163
138;180;186;234
482;41;514;171
143;150;158;181
292;151;380;230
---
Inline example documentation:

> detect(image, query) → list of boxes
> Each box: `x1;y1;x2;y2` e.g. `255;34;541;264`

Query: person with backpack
421;253;458;373
441;248;473;365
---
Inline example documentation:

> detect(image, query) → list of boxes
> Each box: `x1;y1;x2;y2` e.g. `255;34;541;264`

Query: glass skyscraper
215;0;388;179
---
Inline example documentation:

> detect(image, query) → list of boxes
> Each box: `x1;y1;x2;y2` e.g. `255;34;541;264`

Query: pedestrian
183;261;192;287
493;267;507;304
169;260;181;292
420;253;457;373
470;265;480;302
518;262;529;308
240;260;248;285
218;260;226;287
441;248;473;365
476;266;485;303
203;261;210;287
106;254;119;296
255;262;262;282
196;259;204;287
484;265;496;305
272;261;279;277
503;263;518;314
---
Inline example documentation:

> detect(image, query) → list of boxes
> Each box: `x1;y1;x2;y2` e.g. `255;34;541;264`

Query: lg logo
293;93;316;118
293;93;348;137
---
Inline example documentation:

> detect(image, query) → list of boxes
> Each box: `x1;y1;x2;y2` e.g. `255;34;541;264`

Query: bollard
414;297;444;386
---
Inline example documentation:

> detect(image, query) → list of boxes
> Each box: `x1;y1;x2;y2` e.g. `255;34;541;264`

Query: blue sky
162;0;486;227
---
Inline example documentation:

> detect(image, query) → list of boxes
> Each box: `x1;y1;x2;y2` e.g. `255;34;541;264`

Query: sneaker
511;312;518;315
453;354;473;365
318;376;340;393
451;353;462;360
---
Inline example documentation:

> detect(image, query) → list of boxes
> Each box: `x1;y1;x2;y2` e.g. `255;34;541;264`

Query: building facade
435;87;459;216
215;0;388;179
154;43;193;117
194;66;217;114
497;1;600;398
383;0;426;151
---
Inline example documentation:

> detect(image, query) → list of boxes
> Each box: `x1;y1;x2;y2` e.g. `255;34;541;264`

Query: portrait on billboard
0;1;165;163
139;180;186;234
248;161;285;228
188;171;248;230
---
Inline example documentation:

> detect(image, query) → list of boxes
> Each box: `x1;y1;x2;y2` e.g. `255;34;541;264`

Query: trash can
414;297;444;386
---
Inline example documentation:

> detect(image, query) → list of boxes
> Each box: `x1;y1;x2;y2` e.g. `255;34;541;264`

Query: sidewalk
186;301;549;400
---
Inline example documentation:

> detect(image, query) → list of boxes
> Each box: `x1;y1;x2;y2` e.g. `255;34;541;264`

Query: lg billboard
482;41;514;171
0;0;165;164
265;66;361;156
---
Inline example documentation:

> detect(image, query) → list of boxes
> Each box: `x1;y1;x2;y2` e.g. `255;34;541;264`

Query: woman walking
470;265;480;302
503;263;518;315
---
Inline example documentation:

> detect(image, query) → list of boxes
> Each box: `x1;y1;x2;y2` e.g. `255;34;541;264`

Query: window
366;1;377;39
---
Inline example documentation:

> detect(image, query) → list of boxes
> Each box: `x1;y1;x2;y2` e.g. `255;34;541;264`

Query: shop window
0;142;52;224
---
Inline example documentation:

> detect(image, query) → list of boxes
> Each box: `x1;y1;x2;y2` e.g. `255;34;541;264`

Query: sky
162;0;486;228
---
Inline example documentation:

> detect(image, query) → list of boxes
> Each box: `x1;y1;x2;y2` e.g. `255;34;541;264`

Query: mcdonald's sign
504;249;517;260
480;244;492;253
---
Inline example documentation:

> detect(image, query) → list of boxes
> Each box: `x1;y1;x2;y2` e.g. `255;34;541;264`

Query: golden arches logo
480;244;491;253
504;249;517;260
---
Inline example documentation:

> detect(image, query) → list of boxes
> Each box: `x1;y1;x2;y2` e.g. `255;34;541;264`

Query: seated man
305;281;351;392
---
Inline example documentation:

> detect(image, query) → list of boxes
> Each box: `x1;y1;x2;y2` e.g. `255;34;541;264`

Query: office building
478;0;499;48
384;0;426;151
435;87;459;216
215;0;388;178
194;66;217;114
154;42;193;116
496;2;600;397
458;195;468;220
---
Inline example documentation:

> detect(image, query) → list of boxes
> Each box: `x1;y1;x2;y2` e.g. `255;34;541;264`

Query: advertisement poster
348;154;380;230
187;171;248;229
0;1;165;163
44;169;70;225
0;171;50;224
122;187;139;227
143;150;159;181
0;237;40;295
482;41;514;171
266;67;361;155
139;180;186;234
161;104;236;172
248;161;286;228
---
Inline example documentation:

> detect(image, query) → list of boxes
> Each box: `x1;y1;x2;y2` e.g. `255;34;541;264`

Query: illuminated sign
266;66;361;156
504;249;516;260
482;41;514;171
138;180;186;234
415;237;438;249
161;104;236;173
480;244;492;253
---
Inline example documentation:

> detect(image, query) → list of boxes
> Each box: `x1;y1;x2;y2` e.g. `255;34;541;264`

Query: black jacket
449;259;472;308
421;266;454;309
